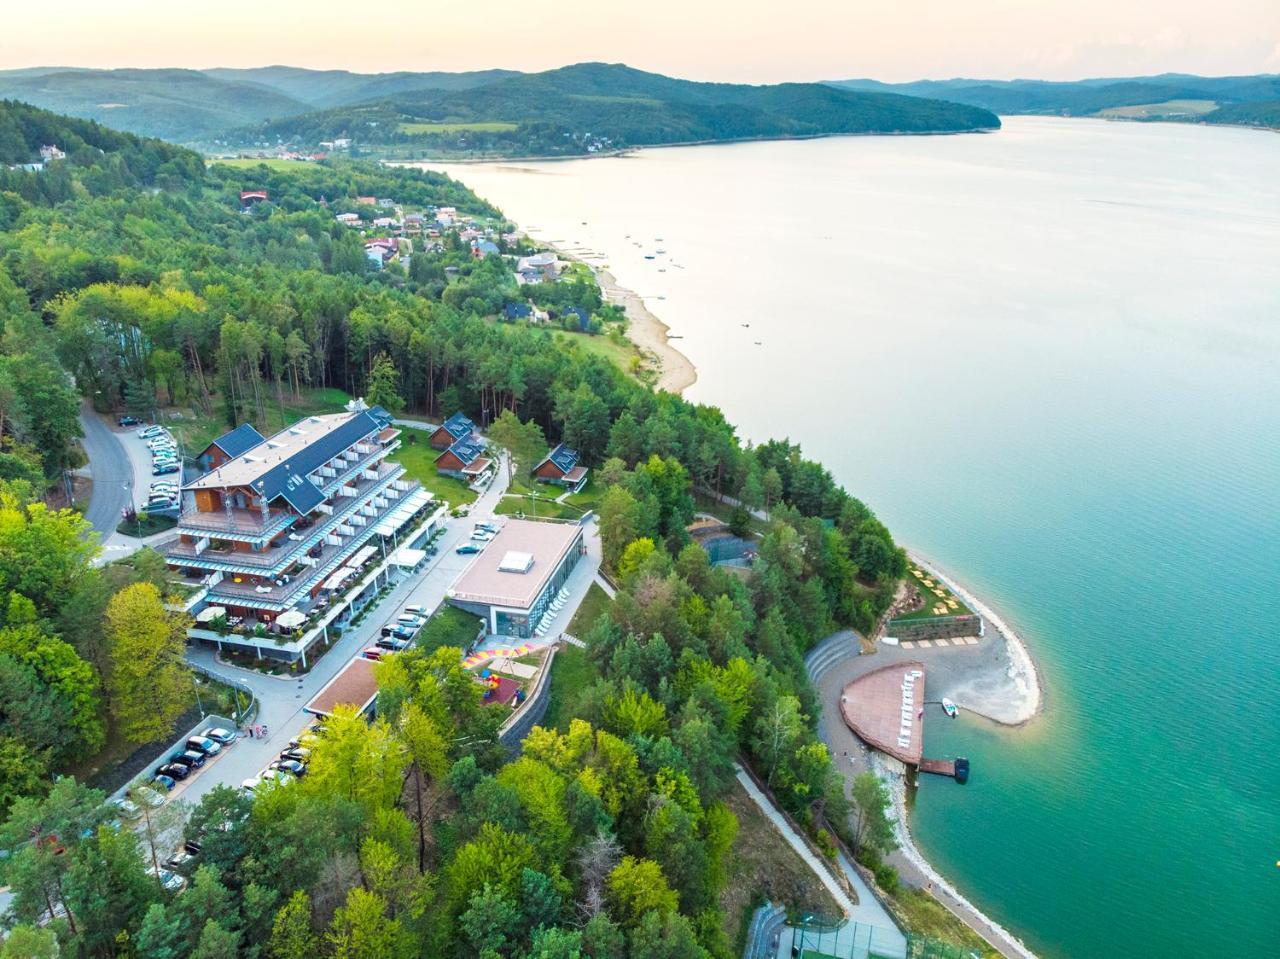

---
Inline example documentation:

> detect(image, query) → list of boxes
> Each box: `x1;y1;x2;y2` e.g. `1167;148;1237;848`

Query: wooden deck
838;661;926;765
919;758;957;776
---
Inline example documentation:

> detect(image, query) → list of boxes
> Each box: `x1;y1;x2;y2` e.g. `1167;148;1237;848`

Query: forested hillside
238;62;1000;156
829;73;1280;128
0;102;910;959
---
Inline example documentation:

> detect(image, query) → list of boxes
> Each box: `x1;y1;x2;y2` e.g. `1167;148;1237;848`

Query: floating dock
839;661;965;780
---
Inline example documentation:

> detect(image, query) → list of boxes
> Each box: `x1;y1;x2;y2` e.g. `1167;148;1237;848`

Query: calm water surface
423;118;1280;958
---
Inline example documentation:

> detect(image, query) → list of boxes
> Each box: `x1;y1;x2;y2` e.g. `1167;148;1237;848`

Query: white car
470;530;494;542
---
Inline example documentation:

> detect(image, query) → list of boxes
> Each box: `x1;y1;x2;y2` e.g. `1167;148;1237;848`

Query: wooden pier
919;758;957;777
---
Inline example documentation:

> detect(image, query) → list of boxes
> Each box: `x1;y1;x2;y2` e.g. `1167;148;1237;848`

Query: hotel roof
304;656;379;718
536;443;580;476
440;412;475;441
207;423;266;459
449;519;581;610
186;410;385;512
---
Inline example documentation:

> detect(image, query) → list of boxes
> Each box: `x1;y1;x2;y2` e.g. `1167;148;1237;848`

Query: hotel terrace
167;405;435;661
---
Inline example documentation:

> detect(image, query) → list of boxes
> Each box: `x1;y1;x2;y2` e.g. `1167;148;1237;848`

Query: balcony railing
176;505;295;541
207;480;424;610
167;464;406;574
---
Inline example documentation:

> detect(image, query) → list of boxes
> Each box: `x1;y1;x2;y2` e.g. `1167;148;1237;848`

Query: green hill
827;73;1280;128
0;68;313;141
203;65;520;109
238;61;1000;156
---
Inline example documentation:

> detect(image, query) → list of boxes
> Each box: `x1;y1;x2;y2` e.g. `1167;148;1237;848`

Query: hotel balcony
204;478;425;612
175;505;296;543
314;439;399;498
167;463;407;575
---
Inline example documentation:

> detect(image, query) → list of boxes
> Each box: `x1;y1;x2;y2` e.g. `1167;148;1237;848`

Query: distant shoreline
385;125;999;167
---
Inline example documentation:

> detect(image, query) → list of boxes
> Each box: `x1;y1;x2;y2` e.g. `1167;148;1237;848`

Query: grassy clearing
893;565;971;622
165;387;352;456
553;329;646;379
567;583;611;637
418;606;484;655
540;584;612;730
389;427;479;505
493;494;582;520
398;121;519;135
541;644;598;731
889;888;999;958
210;157;316;171
1097;99;1217;118
562;478;602;512
721;779;843;951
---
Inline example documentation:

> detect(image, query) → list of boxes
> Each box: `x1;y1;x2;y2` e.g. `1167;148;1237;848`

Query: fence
884;614;983;643
793;914;910;959
497;645;558;750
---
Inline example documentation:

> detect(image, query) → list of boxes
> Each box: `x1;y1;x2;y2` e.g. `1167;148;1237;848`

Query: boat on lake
942;698;958;718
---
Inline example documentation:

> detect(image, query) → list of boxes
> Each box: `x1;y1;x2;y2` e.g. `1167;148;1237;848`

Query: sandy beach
906;552;1043;726
593;263;698;394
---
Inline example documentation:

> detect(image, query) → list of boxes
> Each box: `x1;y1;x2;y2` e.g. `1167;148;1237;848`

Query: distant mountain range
827;74;1280;128
0;63;999;153
3;64;1272;157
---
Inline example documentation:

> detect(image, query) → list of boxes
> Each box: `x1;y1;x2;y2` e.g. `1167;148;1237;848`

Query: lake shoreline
526;237;698;394
905;551;1043;726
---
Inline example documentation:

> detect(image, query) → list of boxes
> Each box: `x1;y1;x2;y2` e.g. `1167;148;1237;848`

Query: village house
430;412;476;450
356;195;377;206
532;443;589;493
472;239;501;259
434;434;492;480
39;144;66;161
335;212;361;225
403;213;425;235
515;252;562;284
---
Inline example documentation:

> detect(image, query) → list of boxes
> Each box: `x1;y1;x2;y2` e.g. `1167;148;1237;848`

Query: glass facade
491;535;582;638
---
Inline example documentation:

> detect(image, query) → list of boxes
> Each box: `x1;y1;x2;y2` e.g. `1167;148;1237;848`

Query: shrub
814;828;837;860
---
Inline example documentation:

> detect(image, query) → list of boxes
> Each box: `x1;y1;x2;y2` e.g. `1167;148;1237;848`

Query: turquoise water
424;118;1280;957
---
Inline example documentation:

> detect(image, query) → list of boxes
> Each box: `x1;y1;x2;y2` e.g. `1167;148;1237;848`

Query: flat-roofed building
304;656;380;718
447;518;585;639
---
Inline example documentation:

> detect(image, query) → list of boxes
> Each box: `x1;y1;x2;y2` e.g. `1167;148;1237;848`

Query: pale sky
3;0;1278;82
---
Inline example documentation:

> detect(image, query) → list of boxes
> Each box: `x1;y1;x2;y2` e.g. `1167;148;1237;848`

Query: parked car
156;763;189;781
171;750;205;769
470;530;493;541
241;777;261;793
164;848;196;872
117;415;141;427
186;736;222;757
153;464;180;476
113;798;142;821
375;636;411;653
137;425;162;437
403;604;431;617
456;544;481;555
152;774;177;792
130;786;165;809
154;868;186;893
269;759;306;778
280;747;311;763
289;730;320;749
202;727;236;746
363;646;384;661
474;522;497;533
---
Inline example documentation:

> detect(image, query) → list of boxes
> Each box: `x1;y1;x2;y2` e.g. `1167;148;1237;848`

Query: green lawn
493;494;581;520
165;387;353;456
116;512;177;537
417;606;484;655
562;478;602;512
553;330;647;380
398;121;519;135
389;427;479;505
893;565;972;622
210;157;316;171
567;583;611;637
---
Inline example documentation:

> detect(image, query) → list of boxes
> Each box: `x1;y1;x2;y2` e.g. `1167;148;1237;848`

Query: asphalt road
78;404;131;538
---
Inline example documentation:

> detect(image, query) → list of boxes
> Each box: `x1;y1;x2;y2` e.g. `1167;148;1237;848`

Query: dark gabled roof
440;412;475;440
504;303;532;319
254;411;383;513
366;405;393;429
536;443;580;476
437;433;486;466
208;424;266;458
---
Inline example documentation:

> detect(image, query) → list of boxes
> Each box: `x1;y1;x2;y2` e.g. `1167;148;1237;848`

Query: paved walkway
78;404;131;539
734;767;908;959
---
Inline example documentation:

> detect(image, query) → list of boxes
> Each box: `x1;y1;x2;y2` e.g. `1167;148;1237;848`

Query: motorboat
942;698;958;718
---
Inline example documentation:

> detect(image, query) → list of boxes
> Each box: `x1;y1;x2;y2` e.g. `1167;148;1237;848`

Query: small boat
644;255;656;260
753;340;762;346
942;698;958;718
741;323;750;328
954;757;970;784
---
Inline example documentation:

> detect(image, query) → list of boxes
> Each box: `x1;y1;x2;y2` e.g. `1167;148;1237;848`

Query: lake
421;117;1280;958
